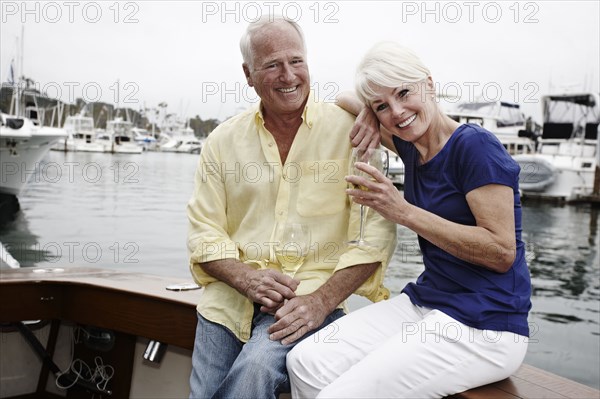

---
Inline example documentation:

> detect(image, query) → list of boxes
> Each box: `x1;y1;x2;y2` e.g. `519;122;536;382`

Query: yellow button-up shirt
187;93;397;342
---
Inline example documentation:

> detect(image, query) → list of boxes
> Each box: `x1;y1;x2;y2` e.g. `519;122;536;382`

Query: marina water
1;150;599;389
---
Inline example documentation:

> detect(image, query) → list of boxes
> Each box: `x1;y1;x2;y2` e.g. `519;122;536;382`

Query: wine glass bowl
273;222;310;277
347;147;389;246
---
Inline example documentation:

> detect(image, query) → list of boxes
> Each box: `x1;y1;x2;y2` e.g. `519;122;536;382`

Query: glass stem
359;204;366;242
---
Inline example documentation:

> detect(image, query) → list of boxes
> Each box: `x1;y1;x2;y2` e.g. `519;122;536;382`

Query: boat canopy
454;101;524;127
545;94;596;107
543;93;600;124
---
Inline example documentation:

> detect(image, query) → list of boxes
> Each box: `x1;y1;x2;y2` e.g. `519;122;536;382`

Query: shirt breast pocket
297;159;349;217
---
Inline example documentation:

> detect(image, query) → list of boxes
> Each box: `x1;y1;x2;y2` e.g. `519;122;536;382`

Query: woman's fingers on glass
367;136;381;149
353;162;383;181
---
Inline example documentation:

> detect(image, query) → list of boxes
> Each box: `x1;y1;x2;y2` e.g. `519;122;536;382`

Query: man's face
244;22;310;118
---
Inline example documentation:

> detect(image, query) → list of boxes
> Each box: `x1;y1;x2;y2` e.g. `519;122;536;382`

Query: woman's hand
349;106;381;150
345;162;408;224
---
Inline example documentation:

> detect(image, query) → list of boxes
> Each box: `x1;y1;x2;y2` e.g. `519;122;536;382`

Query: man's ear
243;64;253;87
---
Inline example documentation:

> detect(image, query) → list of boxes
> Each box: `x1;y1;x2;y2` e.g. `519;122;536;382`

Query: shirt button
268;142;274;147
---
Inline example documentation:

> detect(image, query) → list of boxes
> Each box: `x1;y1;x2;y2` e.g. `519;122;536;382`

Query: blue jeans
189;304;345;399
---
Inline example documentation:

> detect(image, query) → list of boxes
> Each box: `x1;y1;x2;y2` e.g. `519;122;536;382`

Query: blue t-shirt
394;124;531;336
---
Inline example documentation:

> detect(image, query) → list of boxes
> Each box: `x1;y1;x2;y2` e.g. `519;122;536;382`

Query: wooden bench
450;363;599;398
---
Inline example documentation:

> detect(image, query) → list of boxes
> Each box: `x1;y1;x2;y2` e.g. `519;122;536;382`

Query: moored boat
101;118;143;155
158;115;203;154
513;93;599;202
131;127;158;151
0;112;66;196
446;100;538;156
52;114;104;153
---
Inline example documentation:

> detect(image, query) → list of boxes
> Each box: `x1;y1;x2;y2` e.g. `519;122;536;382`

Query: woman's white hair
239;15;306;70
355;41;431;105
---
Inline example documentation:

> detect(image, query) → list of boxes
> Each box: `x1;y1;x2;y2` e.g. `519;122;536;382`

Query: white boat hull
52;138;107;153
106;143;144;154
515;151;597;201
0;118;66;196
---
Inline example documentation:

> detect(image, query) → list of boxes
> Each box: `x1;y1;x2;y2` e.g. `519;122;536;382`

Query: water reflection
521;202;599;388
0;207;53;267
524;204;599;302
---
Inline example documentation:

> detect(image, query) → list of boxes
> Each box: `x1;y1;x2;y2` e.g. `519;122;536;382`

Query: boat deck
1;267;598;398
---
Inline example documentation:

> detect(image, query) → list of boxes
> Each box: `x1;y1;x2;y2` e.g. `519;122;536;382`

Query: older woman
286;42;532;398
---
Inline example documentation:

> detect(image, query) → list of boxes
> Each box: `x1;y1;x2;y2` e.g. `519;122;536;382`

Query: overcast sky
1;0;598;123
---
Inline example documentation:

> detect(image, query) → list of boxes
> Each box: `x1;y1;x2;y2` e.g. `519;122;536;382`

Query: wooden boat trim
1;267;598;398
0;267;201;350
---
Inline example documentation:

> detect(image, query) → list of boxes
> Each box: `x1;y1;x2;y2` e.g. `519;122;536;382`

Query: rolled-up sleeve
187;136;240;286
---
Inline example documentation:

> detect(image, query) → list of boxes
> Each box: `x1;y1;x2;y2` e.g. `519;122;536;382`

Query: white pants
287;293;528;398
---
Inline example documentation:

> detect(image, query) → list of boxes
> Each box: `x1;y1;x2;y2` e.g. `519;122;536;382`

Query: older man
187;15;396;398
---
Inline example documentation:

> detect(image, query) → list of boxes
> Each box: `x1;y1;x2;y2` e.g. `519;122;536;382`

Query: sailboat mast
15;26;24;117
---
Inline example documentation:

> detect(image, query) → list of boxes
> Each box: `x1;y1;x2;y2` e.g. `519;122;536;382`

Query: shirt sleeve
187;134;240;286
453;126;520;194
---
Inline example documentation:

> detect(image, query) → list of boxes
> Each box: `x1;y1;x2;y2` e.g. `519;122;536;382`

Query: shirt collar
254;90;316;129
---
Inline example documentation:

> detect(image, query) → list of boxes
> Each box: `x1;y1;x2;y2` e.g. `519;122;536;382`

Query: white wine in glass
347;147;389;246
274;222;310;277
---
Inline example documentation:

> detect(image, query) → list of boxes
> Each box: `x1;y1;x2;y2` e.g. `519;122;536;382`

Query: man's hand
243;269;300;312
267;293;329;345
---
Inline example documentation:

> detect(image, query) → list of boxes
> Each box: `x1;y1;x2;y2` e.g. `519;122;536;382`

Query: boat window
585;123;599;139
6;118;25;129
542;123;574;139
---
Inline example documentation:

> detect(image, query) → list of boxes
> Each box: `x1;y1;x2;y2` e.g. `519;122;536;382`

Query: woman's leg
287;294;423;398
317;308;528;398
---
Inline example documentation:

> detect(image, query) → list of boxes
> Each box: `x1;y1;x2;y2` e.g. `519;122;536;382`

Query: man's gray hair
240;15;306;70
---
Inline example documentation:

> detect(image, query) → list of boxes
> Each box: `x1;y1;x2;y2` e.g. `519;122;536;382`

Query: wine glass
347;147;389;246
273;222;310;277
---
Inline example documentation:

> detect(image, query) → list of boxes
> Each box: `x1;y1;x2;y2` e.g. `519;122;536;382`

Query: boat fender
514;155;556;192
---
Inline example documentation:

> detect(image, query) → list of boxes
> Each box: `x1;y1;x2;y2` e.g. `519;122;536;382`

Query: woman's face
369;78;436;143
